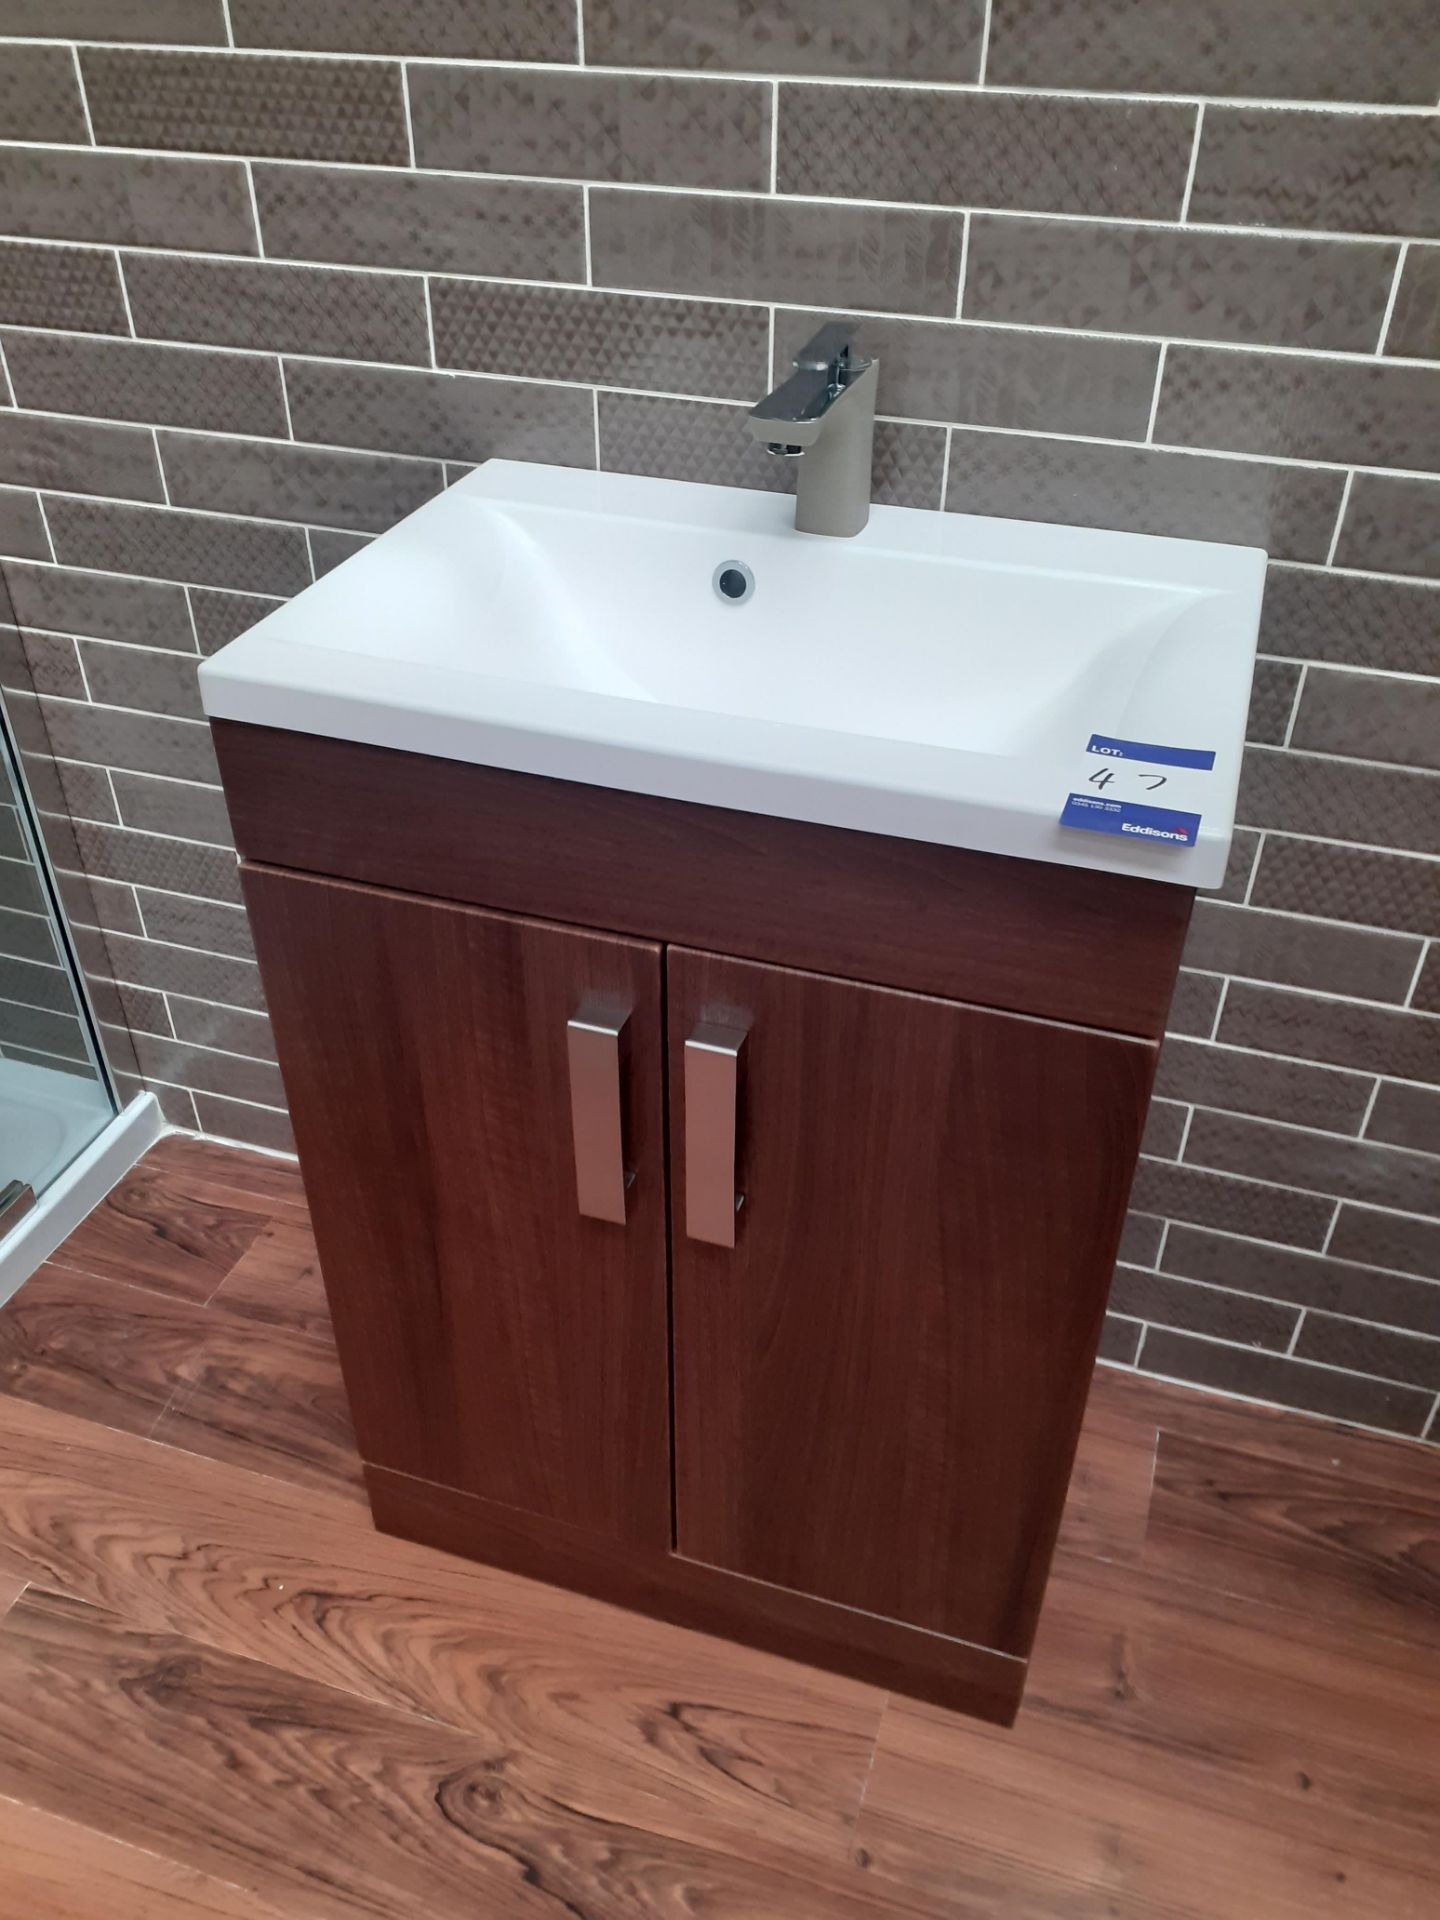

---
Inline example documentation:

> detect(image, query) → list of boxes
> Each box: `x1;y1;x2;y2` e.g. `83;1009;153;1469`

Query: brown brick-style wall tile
965;219;1399;353
1098;1316;1142;1365
137;892;252;960
0;149;256;253
1154;1034;1373;1133
0;243;129;335
1140;1328;1433;1435
72;819;238;902
1367;1082;1440;1157
1219;983;1439;1084
1190;110;1440;238
1167;971;1223;1039
943;430;1345;559
75;642;204;720
1181;899;1423;1002
3;562;193;649
189;588;283;656
1297;1315;1440;1392
778;88;1195;219
44;496;311;596
431;283;769;403
170;996;274;1060
1128;1155;1334;1249
1329;1207;1440;1280
585;0;984;80
231;0;575;61
0;412;163;503
1238;745;1440;856
157;431;443;535
1258;567;1439;675
1333;475;1440;580
112;772;231;845
252;165;585;281
1386;246;1440;360
410;69;771;192
80;49;410;166
191;1091;295;1152
0;1;227;42
0;44;88;144
1250;838;1440;939
1109;1265;1300;1351
1290;668;1440;771
2;333;290;439
1163;1225;1440;1339
308;529;371;576
122;255;430;367
1185;1108;1438;1217
590;191;964;317
1244;658;1301;745
986;0;1440;104
283;361;596;469
0;485;55;560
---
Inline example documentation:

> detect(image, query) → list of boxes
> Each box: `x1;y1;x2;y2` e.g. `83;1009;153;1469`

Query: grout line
1132;1324;1149;1367
1284;1307;1306;1357
976;0;994;86
242;159;264;258
1143;340;1167;443
953;209;970;320
1402;939;1431;1009
1177;104;1205;222
768;79;779;193
1131;1330;1437;1410
1319;1200;1342;1254
275;355;294;438
1423;1393;1440;1443
581;183;593;283
151;427;170;505
590;387;601;470
182;584;202;651
1207;979;1229;1042
575;0;586;65
0;333;14;409
1375;241;1409;355
765;303;776;383
1175;1106;1196;1161
301;524;317;584
1279;662;1307;747
421;276;438;370
1152;1221;1171;1271
937;424;953;512
1240;829;1264;905
113;253;137;336
1356;1076;1384;1140
32;492;58;563
70;45;97;146
1323;469;1355;566
131;889;150;940
400;62;418;169
219;0;235;49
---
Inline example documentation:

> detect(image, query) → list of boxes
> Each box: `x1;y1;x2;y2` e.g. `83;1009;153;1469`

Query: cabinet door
667;946;1154;1653
242;863;671;1548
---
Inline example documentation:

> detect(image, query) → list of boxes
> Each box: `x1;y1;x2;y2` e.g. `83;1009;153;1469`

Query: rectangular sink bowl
199;462;1266;889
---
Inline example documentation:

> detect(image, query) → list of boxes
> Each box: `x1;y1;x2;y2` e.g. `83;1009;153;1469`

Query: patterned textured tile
122;255;429;366
590;191;964;317
253;164;584;280
188;587;285;657
11;631;83;700
1330;1207;1440;1279
1244;658;1301;744
1239;744;1439;856
1258;566;1440;674
966;218;1398;352
282;360;596;466
1109;1267;1299;1351
112;771;232;845
45;496;311;596
230;0;574;59
192;1092;295;1152
1212;827;1261;905
1386;246;1440;359
0;244;129;335
1412;949;1440;1016
136;892;254;962
1299;1314;1440;1391
159;431;443;535
1156;347;1440;472
0;149;255;254
3;563;192;650
944;428;1345;562
36;699;219;788
1368;1082;1440;1157
133;1032;283;1108
0;0;227;41
599;392;946;510
0;45;89;145
1291;667;1440;771
1181;898;1422;1002
410;68;770;192
77;641;204;721
1164;1225;1440;1339
0;413;163;503
309;528;371;576
986;0;1440;105
774;308;1156;439
1154;1034;1372;1133
169;997;275;1062
98;929;265;1010
1190;110;1440;238
1187;1109;1438;1218
586;0;984;80
1250;838;1440;938
2;333;288;439
1334;475;1440;580
1219;982;1439;1084
73;819;239;903
81;49;409;166
0;487;51;561
1139;1330;1430;1435
432;282;769;400
1129;1155;1334;1249
777;88;1195;219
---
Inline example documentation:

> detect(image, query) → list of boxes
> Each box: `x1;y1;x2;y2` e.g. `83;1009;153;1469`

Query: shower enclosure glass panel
0;716;115;1220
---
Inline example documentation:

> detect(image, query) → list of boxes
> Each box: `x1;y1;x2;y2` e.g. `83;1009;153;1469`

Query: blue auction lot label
1060;793;1202;845
1062;734;1215;851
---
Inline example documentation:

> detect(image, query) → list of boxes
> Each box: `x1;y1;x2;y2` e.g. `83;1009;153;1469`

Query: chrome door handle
685;1021;747;1247
567;997;632;1225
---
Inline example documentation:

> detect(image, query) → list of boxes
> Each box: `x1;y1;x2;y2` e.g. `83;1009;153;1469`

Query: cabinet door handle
685;1022;747;1247
567;998;632;1225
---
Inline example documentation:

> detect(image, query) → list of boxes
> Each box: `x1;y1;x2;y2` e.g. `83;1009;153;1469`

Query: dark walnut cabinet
216;721;1193;1725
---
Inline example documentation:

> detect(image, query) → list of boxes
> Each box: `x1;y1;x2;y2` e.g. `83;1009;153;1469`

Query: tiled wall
0;1;1436;1438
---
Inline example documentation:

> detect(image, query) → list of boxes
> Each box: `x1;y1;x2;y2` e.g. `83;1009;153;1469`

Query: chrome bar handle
567;997;632;1225
684;1022;747;1248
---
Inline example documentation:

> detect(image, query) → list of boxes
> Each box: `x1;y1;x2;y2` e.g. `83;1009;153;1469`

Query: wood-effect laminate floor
0;1134;1435;1919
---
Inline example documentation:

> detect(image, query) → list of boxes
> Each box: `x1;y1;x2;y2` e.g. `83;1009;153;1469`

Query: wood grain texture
48;1152;272;1303
153;1315;365;1506
240;864;672;1546
0;1392;882;1867
0;1264;207;1437
213;721;1194;1038
142;1132;308;1216
0;1796;288;1920
367;1462;1027;1725
0;1588;931;1920
210;1217;332;1340
667;947;1156;1655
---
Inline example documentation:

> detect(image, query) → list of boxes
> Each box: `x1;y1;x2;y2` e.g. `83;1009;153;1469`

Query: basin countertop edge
199;462;1267;893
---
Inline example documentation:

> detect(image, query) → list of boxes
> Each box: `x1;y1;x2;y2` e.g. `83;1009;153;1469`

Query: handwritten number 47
1088;768;1168;791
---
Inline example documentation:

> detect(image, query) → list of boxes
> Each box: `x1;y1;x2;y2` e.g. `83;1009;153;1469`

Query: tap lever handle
792;322;870;379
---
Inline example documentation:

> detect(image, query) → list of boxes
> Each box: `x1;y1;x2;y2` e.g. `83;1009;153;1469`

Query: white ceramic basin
199;462;1266;888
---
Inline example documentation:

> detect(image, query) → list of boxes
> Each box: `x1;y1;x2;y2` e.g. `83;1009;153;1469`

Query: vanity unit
203;463;1265;1725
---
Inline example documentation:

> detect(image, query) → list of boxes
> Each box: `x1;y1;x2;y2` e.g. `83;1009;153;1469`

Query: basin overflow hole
713;561;755;606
